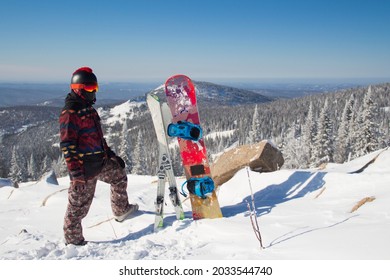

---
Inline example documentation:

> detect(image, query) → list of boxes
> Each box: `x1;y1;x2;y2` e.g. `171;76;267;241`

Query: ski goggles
71;83;99;92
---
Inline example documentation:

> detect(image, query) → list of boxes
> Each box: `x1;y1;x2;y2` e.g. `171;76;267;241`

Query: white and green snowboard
147;93;185;230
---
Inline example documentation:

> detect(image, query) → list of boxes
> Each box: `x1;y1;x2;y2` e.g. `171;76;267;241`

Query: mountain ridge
146;80;273;106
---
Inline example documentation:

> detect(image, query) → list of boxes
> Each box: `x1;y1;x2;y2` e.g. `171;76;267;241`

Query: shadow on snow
221;171;327;218
97;171;328;245
97;209;194;244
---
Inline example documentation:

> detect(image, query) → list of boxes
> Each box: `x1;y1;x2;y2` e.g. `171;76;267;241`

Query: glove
112;156;126;169
106;148;116;158
105;148;125;169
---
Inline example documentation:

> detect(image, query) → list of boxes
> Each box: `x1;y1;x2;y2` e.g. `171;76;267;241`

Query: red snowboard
165;74;222;220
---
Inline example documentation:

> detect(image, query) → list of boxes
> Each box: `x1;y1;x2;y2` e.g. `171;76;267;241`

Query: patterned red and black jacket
59;92;112;181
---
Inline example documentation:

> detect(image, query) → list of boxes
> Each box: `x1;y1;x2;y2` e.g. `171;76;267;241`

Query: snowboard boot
167;121;203;141
65;240;88;246
114;204;139;222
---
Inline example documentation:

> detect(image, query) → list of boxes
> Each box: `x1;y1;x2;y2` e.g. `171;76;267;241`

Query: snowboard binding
180;176;215;199
167;121;203;141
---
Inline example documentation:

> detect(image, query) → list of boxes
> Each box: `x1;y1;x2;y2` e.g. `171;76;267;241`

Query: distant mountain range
0;81;273;135
2;79;379;107
148;81;273;106
0;82;157;107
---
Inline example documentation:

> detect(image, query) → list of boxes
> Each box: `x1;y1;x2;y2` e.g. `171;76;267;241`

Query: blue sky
0;0;389;83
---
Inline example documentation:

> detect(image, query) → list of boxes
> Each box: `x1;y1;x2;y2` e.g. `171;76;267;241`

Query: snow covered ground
0;149;389;278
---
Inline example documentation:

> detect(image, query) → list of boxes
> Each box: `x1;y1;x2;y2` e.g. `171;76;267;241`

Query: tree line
1;83;389;183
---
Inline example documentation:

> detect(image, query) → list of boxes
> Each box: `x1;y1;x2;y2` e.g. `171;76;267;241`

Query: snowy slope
97;100;146;125
0;149;389;260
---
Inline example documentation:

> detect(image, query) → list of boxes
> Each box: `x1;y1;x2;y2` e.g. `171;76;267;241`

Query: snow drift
0;149;389;260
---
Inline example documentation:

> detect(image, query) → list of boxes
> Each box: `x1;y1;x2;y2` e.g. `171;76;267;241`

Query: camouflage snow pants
63;158;131;245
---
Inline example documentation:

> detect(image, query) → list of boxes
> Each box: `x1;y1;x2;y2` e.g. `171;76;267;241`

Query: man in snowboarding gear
59;67;138;246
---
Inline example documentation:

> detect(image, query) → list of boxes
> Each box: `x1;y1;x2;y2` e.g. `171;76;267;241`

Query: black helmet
70;67;98;103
